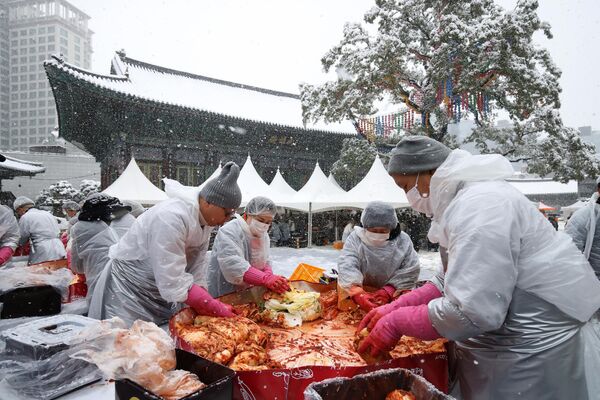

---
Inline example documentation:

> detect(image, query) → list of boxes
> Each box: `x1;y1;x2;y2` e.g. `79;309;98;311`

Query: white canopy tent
506;179;578;196
562;199;588;219
103;157;168;205
268;167;298;207
238;155;272;207
335;155;409;209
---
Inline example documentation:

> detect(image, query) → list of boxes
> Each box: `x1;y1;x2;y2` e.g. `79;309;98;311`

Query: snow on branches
300;0;598;181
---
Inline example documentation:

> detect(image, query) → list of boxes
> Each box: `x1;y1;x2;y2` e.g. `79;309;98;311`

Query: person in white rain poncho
207;196;289;297
358;136;600;400
14;196;66;265
90;162;242;326
566;176;600;279
111;199;144;239
338;201;419;312
0;204;20;266
70;194;129;306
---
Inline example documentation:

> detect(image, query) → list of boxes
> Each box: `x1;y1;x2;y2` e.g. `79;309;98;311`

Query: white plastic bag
70;318;205;400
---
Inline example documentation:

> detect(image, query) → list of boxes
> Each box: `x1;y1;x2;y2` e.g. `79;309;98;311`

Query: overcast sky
70;0;600;129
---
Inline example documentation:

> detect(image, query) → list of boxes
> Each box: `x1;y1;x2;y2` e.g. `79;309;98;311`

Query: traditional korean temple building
44;50;356;189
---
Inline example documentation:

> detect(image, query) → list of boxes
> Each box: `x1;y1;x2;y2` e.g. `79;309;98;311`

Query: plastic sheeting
0;264;73;302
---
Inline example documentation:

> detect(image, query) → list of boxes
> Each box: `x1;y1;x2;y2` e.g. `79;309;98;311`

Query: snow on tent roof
269;168;298;205
506;179;577;195
103;157;168;205
44;53;357;134
335;155;409;209
238;155;272;207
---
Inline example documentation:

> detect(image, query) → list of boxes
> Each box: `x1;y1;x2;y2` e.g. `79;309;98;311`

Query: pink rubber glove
185;284;235;317
0;246;14;265
358;305;441;357
243;266;290;294
358;282;442;332
372;285;395;305
353;292;378;312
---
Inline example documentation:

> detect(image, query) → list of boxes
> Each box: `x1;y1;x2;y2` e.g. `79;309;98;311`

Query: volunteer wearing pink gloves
359;136;600;400
338;201;419;312
0;204;20;266
90;162;242;325
207;196;290;297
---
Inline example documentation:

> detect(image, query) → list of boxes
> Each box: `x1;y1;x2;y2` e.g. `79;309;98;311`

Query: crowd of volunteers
4;136;600;399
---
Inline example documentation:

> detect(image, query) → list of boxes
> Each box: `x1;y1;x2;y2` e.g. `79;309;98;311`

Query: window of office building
39;27;46;34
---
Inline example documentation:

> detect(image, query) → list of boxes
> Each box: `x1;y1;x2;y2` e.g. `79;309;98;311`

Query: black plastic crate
304;367;454;400
115;349;235;400
0;285;61;319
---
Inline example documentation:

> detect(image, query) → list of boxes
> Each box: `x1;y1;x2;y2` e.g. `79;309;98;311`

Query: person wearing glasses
207;196;289;297
89;162;242;326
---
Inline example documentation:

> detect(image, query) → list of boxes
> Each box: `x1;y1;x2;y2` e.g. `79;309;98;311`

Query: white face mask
406;173;433;216
249;219;270;236
364;230;390;246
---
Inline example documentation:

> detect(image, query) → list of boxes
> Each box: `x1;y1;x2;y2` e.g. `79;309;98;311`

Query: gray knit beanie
199;161;242;209
361;201;398;230
387;135;451;175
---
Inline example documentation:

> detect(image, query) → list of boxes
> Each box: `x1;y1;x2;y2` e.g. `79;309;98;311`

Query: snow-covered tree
331;138;378;190
35;180;81;215
80;180;100;198
300;0;598;182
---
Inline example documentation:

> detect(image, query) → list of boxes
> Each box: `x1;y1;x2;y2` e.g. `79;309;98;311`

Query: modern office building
1;0;92;150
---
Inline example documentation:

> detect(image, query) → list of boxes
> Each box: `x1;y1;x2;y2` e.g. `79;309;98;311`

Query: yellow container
289;263;325;283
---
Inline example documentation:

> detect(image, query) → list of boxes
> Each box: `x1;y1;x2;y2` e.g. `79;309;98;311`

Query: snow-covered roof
336;155;409;209
0;154;45;179
44;52;357;134
506;179;578;195
238;155;272;207
103;157;168;205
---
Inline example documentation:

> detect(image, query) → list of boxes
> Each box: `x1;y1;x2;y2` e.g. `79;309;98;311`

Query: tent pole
308;203;313;248
335;209;339;241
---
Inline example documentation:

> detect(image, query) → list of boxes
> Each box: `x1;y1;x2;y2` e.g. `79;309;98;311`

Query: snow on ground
269;246;442;281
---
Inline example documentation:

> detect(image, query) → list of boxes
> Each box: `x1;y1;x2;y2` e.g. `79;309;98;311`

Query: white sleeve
0;206;20;250
386;232;420;290
428;194;519;341
186;227;212;288
213;222;251;286
337;233;364;291
147;209;195;303
565;207;589;252
18;215;31;246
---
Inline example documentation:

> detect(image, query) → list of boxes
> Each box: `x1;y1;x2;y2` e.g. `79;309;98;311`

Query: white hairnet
121;200;146;217
361;201;398;230
13;196;34;210
62;200;81;211
245;196;276;216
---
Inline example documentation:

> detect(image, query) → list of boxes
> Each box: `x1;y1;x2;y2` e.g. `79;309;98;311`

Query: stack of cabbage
263;289;322;328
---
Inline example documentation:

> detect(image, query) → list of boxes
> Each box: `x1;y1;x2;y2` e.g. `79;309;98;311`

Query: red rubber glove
185;284;235;317
358;305;441;357
372;285;395;305
243;266;290;294
358;282;442;332
0;246;14;266
353;292;378;312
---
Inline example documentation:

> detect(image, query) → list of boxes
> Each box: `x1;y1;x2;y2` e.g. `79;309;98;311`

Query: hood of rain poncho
427;149;514;245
